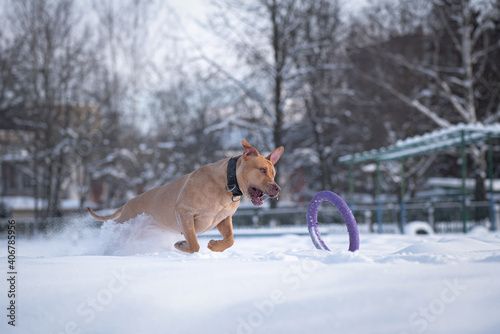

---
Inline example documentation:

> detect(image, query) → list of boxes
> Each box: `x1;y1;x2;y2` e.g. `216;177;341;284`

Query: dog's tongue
250;187;264;206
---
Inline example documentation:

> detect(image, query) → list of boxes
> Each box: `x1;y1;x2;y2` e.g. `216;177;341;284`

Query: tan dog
87;140;284;253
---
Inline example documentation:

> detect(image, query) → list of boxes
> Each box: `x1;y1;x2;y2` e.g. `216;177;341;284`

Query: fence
1;200;498;237
232;200;499;234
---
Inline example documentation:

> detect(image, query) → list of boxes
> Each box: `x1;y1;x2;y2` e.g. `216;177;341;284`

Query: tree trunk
271;0;284;209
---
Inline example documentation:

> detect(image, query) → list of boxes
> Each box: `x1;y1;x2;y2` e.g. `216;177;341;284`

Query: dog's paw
207;239;220;252
208;239;230;252
174;240;188;252
174;240;200;253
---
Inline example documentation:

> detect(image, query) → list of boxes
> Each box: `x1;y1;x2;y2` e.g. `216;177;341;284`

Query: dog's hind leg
208;217;234;252
174;210;200;253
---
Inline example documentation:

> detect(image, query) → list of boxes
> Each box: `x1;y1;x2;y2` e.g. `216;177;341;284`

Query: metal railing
232;200;499;234
1;200;498;237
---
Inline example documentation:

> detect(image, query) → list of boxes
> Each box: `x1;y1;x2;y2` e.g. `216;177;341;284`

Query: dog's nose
268;184;280;198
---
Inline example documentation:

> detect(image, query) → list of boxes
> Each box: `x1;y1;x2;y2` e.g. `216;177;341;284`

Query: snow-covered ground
2;216;500;334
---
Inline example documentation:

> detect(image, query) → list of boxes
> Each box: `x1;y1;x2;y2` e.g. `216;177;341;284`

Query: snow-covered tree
288;0;351;194
0;0;99;220
207;0;363;201
348;0;500;199
208;0;311;199
147;64;236;187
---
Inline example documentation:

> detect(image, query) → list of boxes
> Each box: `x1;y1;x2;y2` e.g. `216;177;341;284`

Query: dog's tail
87;206;123;222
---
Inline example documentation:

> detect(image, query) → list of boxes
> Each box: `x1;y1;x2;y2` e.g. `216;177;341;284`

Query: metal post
376;160;382;234
364;210;372;233
461;130;467;233
400;159;406;234
427;205;435;230
495;205;500;231
488;133;496;231
349;159;354;210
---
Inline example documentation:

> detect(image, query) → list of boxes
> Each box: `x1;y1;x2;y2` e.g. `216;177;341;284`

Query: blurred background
1;0;499;234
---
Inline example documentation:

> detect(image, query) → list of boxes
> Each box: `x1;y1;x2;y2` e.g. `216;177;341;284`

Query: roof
339;123;500;163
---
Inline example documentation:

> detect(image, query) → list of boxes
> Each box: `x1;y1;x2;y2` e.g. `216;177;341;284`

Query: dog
87;139;284;253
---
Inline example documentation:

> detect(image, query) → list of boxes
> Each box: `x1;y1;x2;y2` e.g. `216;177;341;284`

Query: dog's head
237;139;284;206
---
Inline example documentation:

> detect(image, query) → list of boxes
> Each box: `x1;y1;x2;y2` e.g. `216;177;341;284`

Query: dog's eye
260;168;266;174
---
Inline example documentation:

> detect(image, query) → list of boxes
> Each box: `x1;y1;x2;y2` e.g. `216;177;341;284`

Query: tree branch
356;68;451;128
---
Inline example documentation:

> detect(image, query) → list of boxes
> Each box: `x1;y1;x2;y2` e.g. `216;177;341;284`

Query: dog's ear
266;146;284;165
242;139;259;158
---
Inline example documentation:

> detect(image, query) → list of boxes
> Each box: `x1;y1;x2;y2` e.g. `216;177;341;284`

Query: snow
405;221;434;235
0;196;81;211
427;177;500;191
2;215;500;334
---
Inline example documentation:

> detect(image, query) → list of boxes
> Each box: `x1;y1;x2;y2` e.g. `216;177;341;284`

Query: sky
165;0;370;67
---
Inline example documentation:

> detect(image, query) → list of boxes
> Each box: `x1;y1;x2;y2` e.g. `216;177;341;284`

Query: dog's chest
195;203;238;234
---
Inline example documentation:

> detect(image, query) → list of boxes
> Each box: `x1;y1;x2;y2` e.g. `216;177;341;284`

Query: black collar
226;155;242;202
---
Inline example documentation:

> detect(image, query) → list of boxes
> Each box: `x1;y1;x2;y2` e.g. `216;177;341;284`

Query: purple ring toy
307;191;359;252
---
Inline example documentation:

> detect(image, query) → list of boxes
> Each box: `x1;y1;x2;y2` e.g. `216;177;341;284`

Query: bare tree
1;0;99;220
352;0;500;127
291;0;348;192
86;0;168;207
348;0;500;199
208;1;310;196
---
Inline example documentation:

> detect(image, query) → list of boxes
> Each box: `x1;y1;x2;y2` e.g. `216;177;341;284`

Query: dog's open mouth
248;187;269;206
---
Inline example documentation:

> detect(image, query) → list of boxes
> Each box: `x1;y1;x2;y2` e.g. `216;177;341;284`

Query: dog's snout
268;183;280;198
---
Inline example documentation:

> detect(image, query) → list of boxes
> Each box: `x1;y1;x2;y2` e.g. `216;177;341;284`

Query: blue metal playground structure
339;123;500;234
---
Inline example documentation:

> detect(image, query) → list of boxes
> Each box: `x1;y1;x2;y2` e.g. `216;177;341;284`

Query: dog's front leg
174;210;200;253
208;216;234;252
